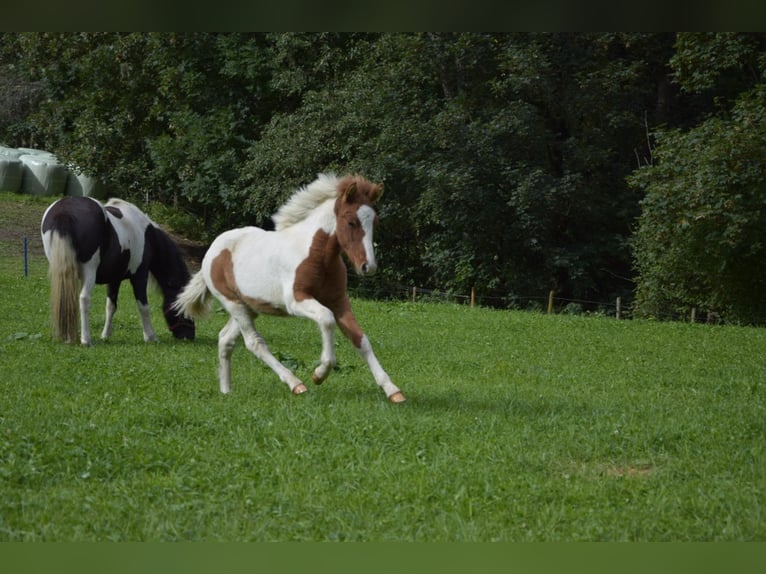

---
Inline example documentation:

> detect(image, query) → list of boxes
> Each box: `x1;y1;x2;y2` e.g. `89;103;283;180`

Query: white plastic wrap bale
19;154;68;196
16;147;56;159
65;170;107;198
0;145;24;158
0;155;23;192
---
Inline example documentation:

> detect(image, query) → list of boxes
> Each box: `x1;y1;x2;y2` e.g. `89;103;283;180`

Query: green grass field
0;193;763;541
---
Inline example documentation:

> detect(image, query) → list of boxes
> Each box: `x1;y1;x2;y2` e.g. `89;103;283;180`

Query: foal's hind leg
217;316;240;394
224;303;307;395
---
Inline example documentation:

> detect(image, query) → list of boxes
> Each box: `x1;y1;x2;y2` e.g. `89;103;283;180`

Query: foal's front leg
289;298;338;384
335;301;405;403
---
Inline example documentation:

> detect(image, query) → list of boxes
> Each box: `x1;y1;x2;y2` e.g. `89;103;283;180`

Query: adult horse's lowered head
41;196;195;345
173;173;405;403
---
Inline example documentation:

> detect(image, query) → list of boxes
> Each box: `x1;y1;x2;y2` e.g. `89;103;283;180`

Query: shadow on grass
319;380;585;423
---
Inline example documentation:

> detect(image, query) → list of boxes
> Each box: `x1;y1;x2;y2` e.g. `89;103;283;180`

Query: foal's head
334;175;383;276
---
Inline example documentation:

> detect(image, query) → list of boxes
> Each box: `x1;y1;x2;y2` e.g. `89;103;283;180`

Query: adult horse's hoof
388;391;406;403
293;383;308;395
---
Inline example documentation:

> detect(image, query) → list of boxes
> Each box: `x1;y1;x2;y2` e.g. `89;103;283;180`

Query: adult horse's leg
334;299;405;403
129;270;157;342
78;265;97;346
225;302;307;395
101;281;121;340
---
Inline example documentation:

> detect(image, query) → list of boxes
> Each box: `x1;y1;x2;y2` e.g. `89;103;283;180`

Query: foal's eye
348;221;357;229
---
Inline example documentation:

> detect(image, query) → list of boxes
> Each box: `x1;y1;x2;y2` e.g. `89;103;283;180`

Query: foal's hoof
311;372;324;385
292;383;308;395
388;391;406;404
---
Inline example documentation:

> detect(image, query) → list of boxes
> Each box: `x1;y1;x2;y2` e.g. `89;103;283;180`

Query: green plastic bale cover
65;171;107;199
19;154;68;196
0;156;23;192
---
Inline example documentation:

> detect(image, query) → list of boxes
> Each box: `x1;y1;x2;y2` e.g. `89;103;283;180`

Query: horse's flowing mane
272;173;341;231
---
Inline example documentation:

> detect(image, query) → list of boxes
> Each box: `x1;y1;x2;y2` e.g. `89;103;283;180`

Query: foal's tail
172;271;213;320
47;232;79;343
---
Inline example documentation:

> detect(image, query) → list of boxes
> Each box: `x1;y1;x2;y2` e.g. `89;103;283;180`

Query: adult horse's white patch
106;199;150;274
357;204;377;274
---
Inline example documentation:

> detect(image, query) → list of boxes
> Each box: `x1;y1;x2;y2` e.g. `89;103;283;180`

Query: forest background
1;32;764;323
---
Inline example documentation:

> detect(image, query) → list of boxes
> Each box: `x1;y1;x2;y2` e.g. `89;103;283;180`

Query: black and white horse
41;196;195;345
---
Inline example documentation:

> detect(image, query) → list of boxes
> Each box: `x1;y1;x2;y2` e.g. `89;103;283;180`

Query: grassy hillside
0;192;49;263
0;192;764;541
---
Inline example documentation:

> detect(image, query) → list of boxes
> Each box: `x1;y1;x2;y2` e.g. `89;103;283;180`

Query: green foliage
241;33;665;302
3;33;765;319
671;32;764;95
630;33;766;324
2;34;273;222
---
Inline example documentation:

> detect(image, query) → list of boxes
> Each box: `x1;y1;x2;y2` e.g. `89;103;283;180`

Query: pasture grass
0;193;764;541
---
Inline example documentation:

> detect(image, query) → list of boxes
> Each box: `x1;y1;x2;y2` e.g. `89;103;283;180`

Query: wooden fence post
470;286;476;308
616;297;621;320
547;290;555;315
412;286;417;303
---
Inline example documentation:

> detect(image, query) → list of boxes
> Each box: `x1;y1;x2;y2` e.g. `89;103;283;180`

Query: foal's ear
344;181;358;201
370;183;384;203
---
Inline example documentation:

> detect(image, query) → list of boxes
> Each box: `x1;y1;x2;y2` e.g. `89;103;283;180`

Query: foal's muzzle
360;261;377;275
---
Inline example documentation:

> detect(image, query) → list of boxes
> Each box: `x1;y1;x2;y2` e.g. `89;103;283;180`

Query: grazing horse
173;173;405;403
41;196;195;345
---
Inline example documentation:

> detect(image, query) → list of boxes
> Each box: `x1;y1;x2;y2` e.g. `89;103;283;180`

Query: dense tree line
1;33;764;323
629;33;766;324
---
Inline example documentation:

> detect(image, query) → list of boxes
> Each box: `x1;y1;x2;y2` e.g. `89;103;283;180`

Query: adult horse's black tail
46;231;79;343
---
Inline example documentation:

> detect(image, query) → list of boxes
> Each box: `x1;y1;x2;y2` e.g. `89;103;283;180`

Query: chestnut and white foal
173;173;405;403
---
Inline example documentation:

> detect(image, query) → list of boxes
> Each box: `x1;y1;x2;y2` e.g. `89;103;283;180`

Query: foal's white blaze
357;204;377;274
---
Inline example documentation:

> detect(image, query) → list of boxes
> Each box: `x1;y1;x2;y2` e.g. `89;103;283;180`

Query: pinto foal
174;173;405;403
